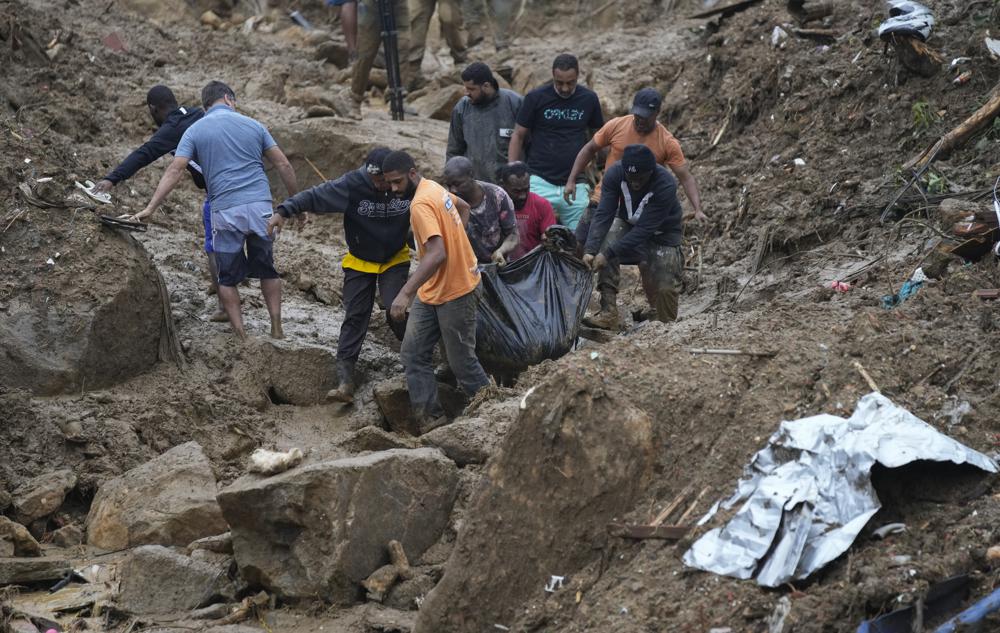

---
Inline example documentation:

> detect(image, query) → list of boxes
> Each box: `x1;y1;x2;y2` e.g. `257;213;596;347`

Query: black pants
338;263;409;362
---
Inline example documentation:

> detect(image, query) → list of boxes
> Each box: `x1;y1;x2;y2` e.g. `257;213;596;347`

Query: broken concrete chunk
116;545;235;615
218;448;458;604
0;556;72;584
187;532;234;555
85;442;228;550
0;517;41;557
12;469;76;524
420;416;501;466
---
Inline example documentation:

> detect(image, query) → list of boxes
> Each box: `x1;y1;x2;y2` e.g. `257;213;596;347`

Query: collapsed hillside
4;0;1000;631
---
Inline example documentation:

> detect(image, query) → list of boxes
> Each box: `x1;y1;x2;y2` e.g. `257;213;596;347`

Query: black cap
630;87;662;118
622;144;656;175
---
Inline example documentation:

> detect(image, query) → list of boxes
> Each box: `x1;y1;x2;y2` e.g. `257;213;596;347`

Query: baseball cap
630;87;662;118
622;144;656;174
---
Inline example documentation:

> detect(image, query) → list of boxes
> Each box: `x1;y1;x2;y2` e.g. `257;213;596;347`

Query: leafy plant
922;170;947;194
912;100;937;130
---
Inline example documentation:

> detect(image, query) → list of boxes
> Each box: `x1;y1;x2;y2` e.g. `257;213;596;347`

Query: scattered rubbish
881;268;926;309
973;289;1000;300
74;180;111;205
872;522;906;539
101;32;127;53
986;37;1000;60
99;215;146;232
589;351;600;360
683;393;997;587
493;626;510;632
939;398;972;426
544;575;565;592
878;0;933;43
890;554;912;566
933;585;1000;633
953;70;972;86
248;447;304;475
771;26;789;48
619;606;629;615
856;574;970;633
766;596;791;633
519;385;536;410
609;484;707;540
852;361;881;393
288;10;314;30
688;0;763;20
45;258;55;266
793;157;806;167
949;57;971;69
829;280;852;292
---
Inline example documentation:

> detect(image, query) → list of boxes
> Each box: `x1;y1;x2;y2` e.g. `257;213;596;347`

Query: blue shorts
326;0;356;5
202;198;213;254
211;201;279;286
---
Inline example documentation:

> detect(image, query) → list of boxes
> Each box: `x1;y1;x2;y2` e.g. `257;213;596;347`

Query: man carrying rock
566;87;706;329
583;145;684;324
100;85;225;322
268;148;410;404
126;81;298;340
498;161;557;261
443;156;518;265
508;53;604;230
446;62;522;184
383;151;490;431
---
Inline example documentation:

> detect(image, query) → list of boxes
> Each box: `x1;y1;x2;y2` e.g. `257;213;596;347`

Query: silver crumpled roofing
683;392;998;587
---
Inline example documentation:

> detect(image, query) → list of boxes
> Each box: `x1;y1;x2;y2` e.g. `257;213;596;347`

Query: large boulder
0;517;41;557
420;416;505;466
217;448;458;604
85;442;228;550
117;545;235;615
414;368;656;633
11;469;76;524
0;210;177;395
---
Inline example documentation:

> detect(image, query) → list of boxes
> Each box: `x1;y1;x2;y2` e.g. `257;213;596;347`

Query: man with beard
508;53;604;230
442;156;518;265
446;62;522;184
498;161;556;261
566;87;707;329
382;151;490;432
583;145;685;324
268;148;410;404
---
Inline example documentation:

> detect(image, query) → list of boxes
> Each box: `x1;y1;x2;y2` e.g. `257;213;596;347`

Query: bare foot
209;310;229;322
270;323;284;339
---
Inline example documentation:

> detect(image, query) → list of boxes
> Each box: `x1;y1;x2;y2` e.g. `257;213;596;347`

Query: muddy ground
4;0;1000;630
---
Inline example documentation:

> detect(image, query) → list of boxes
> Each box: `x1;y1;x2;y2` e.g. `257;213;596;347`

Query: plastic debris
683;393;997;587
829;280;852;293
872;522;906;539
878;1;934;43
986;37;1000;59
793;158;806;167
544;575;565;593
881;267;926;309
953;70;973;85
249;447;304;475
771;26;788;48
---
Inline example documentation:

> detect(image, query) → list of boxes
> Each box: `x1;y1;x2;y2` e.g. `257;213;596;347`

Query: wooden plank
608;522;691;540
0;557;71;584
686;348;777;358
650;484;694;526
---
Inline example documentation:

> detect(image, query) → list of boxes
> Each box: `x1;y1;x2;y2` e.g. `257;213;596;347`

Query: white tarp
683;392;997;587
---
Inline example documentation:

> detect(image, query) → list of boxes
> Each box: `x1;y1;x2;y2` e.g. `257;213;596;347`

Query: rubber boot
326;360;356;404
582;289;621;331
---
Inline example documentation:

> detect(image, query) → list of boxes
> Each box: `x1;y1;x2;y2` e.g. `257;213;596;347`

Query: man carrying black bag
582;144;685;323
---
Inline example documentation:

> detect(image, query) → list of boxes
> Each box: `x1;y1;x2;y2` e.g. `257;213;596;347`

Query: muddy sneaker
582;308;621;331
417;415;449;435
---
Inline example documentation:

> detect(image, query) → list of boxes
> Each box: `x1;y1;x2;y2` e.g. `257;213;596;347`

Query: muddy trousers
596;218;684;322
351;0;412;98
463;0;513;48
400;286;490;419
337;264;409;362
406;0;466;78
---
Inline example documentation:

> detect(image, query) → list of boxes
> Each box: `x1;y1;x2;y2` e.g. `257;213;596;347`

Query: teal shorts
529;175;588;230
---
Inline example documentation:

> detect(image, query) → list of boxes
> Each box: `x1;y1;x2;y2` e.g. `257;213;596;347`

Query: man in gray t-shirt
127;80;298;340
447;62;522;184
443;156;518;265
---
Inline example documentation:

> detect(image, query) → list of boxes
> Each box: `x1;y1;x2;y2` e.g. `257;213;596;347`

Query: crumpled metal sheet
683;393;997;587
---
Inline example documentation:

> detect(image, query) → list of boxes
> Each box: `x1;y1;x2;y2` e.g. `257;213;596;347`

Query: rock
295;273;316;292
385;573;437;611
987;545;1000;561
337;426;422;453
414;369;655;633
260;343;337;405
283;85;351;118
12;469;76;524
410;85;465;121
188;532;234;555
200;10;222;28
51;524;84;548
217;448;458;604
8;620;39;633
86;442;228;550
374;377;466;436
0;517;41;556
315;40;350;68
117;545;235;615
420;416;503;466
0;556;71;584
362;564;399;602
0;486;11;511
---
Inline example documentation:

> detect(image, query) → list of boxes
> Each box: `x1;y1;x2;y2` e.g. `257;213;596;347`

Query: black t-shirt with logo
516;83;604;185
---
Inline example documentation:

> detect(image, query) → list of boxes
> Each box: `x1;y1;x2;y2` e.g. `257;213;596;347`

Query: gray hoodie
446;88;522;183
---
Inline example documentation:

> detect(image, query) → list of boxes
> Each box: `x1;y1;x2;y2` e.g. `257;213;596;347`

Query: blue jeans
400;286;490;419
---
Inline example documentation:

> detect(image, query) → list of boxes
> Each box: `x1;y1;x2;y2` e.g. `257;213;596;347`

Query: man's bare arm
128;156;190;221
564;139;599;203
671;163;706;221
265;146;299;197
389;236;447;321
507;124;530;163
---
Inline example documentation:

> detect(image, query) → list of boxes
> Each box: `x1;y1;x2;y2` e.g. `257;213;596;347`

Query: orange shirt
591;116;687;202
410;177;480;305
